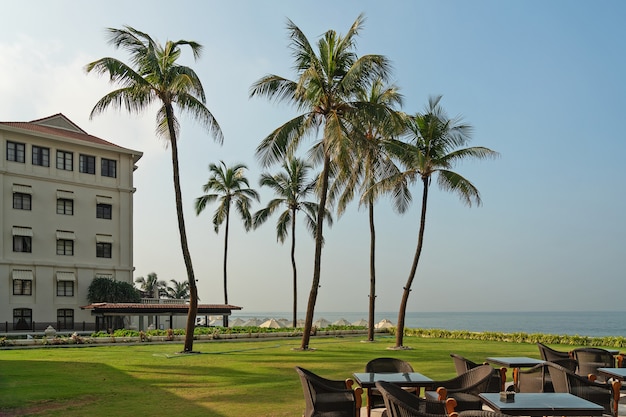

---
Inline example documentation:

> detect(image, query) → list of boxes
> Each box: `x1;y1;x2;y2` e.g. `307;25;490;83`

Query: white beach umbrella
313;318;330;328
375;319;395;329
242;318;262;327
229;318;245;327
352;319;368;326
296;319;306;328
259;318;284;329
333;318;352;326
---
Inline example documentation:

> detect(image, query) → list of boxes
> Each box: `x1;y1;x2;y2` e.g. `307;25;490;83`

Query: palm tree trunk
223;205;230;327
368;198;376;342
395;177;429;348
164;104;198;353
300;154;331;350
291;207;298;328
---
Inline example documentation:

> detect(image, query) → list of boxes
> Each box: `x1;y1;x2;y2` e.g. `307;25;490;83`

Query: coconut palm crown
250;14;392;349
388;95;499;348
85;26;223;352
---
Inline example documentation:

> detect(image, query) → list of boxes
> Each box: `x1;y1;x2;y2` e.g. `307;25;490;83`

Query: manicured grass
0;335;545;417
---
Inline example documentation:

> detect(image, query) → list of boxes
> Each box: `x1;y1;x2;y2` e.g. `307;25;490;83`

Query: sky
1;1;624;315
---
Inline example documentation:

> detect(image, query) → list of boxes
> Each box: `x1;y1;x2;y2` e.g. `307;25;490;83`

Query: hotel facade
0;114;142;333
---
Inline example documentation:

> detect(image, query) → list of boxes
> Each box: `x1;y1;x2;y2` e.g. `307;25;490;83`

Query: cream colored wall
0;123;141;330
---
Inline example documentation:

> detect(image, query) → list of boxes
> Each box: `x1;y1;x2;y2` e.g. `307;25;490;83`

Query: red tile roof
0;113;127;150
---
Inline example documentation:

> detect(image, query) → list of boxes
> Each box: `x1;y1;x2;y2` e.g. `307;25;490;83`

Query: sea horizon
227;310;626;338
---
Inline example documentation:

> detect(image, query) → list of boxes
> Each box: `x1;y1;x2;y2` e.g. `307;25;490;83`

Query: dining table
486;356;545;389
352;371;435;389
479;392;605;416
597;367;626;381
353;372;435;417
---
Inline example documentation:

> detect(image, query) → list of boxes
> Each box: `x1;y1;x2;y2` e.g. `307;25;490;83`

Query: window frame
7;141;25;163
13;308;32;330
32;145;50;167
96;203;112;219
96;242;112;258
101;158;117;178
79;154;96;174
56;150;73;171
57;281;75;297
13;192;32;210
57;309;74;330
13;235;32;253
13;279;32;295
56;198;74;215
56;239;74;256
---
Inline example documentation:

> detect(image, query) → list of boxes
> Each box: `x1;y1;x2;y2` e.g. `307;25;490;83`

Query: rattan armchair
424;364;494;413
450;353;506;392
376;381;513;417
537;342;571;362
546;361;621;417
571;347;615;382
295;366;363;417
364;358;417;417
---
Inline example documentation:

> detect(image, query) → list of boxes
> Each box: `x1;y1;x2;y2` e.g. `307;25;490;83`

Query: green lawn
0;335;546;417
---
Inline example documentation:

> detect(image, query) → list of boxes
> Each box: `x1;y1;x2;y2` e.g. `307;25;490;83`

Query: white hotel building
0;114;142;333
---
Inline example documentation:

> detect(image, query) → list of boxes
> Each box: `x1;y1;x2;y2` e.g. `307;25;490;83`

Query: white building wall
0;115;142;331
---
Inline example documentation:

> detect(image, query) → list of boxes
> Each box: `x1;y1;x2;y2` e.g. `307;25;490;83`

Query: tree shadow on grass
0;360;228;417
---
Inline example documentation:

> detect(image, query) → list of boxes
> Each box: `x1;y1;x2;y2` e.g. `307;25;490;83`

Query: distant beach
229;311;626;338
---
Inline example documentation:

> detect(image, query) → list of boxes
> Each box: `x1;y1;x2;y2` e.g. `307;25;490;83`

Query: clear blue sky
1;1;624;314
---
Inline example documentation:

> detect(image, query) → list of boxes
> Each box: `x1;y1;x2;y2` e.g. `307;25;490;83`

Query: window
57;309;74;330
96;242;112;258
79;154;96;174
57;239;74;255
56;150;73;171
13;236;32;253
13;279;32;295
57;199;74;215
97;203;112;219
7;141;25;163
57;280;74;297
32;146;50;166
101;158;117;178
13;193;32;210
13;308;32;330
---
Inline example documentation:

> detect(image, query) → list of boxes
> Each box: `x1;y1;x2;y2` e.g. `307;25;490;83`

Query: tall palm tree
388;96;499;348
165;279;190;300
134;272;167;298
253;157;333;328
195;161;259;327
85;26;223;352
250;14;391;350
333;79;409;342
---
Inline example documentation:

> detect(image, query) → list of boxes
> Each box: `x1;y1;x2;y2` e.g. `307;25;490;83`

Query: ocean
229;311;626;338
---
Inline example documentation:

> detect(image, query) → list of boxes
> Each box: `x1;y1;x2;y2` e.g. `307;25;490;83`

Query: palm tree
388;96;499;348
85;26;223;352
333;79;408;342
165;279;190;300
253;157;333;328
195;161;259;327
134;272;167;298
250;14;391;350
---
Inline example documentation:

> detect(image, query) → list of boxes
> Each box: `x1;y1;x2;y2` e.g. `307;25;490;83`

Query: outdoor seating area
296;344;626;417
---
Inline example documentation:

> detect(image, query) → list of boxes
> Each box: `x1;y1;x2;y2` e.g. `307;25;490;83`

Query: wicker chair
546;361;621;417
537;342;571;362
450;353;505;392
571;347;615;382
364;358;417;417
295;366;363;417
376;381;513;417
424;364;494;413
515;362;551;393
